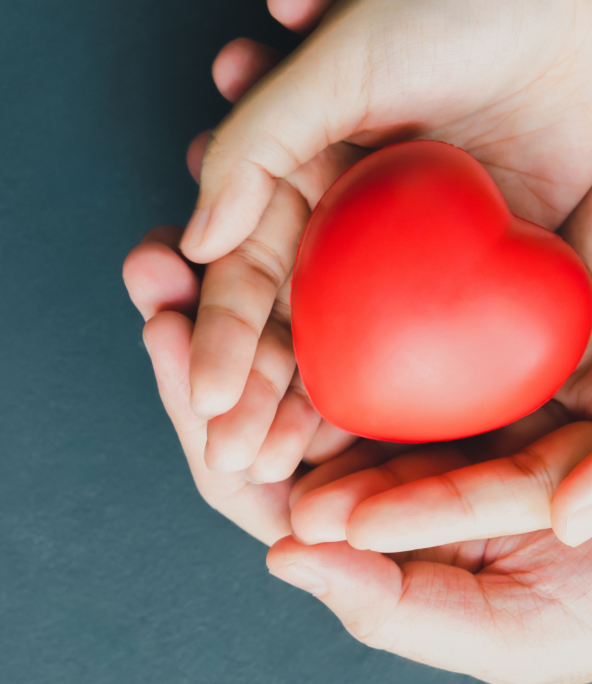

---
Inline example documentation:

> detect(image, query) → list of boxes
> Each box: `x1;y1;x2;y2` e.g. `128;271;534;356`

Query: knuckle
343;606;392;649
510;447;556;502
250;367;283;405
200;303;262;339
235;237;287;290
438;472;477;525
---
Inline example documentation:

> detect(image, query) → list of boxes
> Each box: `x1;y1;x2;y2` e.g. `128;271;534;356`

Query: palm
382;530;592;683
360;87;592;232
326;0;592;232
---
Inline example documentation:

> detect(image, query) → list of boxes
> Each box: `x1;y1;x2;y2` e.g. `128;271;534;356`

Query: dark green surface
0;2;479;682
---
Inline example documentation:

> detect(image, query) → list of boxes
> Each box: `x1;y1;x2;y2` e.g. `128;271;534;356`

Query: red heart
291;141;592;442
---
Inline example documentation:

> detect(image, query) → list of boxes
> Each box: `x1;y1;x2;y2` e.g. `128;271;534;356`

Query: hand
267;526;592;684
122;13;367;543
123;229;592;683
180;0;592;466
182;21;373;482
123;224;296;545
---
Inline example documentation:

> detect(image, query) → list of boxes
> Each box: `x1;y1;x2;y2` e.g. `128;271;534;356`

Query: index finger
346;422;592;553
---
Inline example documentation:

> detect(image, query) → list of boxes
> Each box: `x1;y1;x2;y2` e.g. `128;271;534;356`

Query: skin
123;0;592;681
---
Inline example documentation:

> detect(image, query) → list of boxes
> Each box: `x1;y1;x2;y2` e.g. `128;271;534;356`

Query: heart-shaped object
291;141;592;442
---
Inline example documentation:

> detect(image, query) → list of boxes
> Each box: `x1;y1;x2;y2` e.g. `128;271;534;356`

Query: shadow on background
0;2;479;682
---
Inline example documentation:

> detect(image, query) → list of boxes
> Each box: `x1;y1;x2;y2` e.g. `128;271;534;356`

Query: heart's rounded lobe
291;141;592;442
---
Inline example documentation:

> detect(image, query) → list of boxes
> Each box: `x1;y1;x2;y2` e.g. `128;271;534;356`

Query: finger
459;399;571;464
143;311;293;545
347;422;592;553
203;271;294;472
140;225;184;249
204;315;295;473
123;226;200;321
385;538;489;574
179;14;371;263
284;141;370;210
187;136;369;421
291;445;470;544
266;537;499;679
188;179;308;419
552;452;592;547
187;40;284;185
289;401;568;545
289;439;410;510
212;38;283;103
186;130;212;185
268;0;338;34
244;370;321;484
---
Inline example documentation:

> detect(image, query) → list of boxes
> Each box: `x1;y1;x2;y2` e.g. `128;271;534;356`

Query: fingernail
182;208;210;250
189;391;215;421
345;523;367;551
244;471;263;485
564;504;592;547
268;563;328;597
290;529;310;546
142;331;151;357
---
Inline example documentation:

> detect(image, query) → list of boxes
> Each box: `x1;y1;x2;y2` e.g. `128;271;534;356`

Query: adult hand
267;527;592;684
181;0;592;458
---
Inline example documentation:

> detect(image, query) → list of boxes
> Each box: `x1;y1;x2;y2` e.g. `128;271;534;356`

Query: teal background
0;2;479;682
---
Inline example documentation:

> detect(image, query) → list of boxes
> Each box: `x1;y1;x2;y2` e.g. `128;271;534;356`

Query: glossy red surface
291;141;592;442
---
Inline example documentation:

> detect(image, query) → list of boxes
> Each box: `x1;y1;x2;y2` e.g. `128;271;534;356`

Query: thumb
180;0;566;264
266;537;496;678
180;13;369;263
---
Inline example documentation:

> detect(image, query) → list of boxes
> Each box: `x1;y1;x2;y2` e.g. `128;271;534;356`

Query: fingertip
188;378;244;422
244;458;298;486
142;309;192;340
186;130;212;184
344;521;368;551
243;470;263;485
142;310;195;374
180;208;211;262
139;224;184;249
141;327;151;356
213;38;283;103
345;500;382;552
123;240;200;321
290;489;348;545
181;164;277;264
204;429;257;473
123;245;151;322
203;440;239;473
554;506;592;548
266;534;304;570
267;0;335;33
188;389;218;422
552;450;592;547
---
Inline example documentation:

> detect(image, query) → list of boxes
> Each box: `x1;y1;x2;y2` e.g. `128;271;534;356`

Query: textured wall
0;2;479;682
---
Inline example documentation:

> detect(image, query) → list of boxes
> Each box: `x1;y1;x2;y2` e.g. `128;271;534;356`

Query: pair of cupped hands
124;1;592;682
